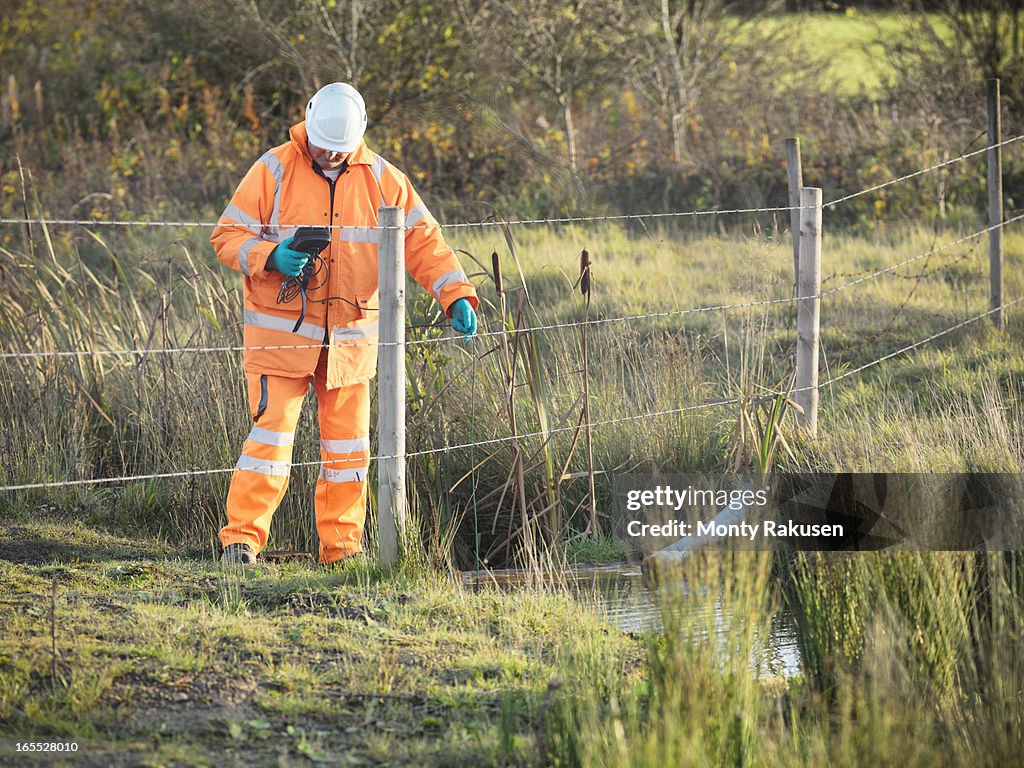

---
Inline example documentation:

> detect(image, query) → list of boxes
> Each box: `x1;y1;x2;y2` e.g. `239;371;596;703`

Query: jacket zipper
313;161;341;345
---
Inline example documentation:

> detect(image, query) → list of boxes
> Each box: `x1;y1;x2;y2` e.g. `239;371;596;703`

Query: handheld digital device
291;226;331;258
279;227;332;332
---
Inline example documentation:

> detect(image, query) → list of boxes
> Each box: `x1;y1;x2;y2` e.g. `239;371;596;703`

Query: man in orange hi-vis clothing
212;82;478;566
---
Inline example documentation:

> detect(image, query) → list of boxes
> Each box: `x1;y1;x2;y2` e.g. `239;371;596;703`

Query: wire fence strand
819;296;1024;388
1;293;1016;493
0;294;802;361
1;136;1018;233
824;133;1024;208
2;140;1023;491
0;204;798;233
821;212;1024;298
3;212;1019;362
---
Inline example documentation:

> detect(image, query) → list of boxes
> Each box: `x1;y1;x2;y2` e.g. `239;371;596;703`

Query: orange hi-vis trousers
219;348;370;564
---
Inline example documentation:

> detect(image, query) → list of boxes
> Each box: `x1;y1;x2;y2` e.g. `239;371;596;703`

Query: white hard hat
305;82;367;153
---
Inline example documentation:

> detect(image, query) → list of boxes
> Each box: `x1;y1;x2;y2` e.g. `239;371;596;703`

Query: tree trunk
560;93;577;174
661;0;689;165
671;111;687;165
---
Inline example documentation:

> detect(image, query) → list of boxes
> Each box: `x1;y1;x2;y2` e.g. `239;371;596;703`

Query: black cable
277;253;327;303
276;252;462;334
276;253;381;314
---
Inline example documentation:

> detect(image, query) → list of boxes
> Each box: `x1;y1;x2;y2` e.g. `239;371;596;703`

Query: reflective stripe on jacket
211;122;479;388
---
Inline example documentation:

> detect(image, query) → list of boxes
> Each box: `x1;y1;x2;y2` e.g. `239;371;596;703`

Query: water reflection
462;562;801;678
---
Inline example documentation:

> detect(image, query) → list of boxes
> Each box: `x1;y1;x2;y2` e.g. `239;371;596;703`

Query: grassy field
1;523;1020;766
2;210;1023;764
783;11;908;95
550;550;1024;768
0;521;645;766
2;212;1023;550
765;11;953;96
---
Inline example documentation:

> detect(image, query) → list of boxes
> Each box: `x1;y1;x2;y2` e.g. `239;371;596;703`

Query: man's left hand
450;298;478;339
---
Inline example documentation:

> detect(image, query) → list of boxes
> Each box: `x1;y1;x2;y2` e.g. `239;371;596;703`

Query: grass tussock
546;551;1024;768
2;217;1023;763
0;520;642;766
2;219;1024;561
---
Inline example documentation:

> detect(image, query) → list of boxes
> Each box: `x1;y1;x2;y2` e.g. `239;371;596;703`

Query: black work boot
221;542;257;565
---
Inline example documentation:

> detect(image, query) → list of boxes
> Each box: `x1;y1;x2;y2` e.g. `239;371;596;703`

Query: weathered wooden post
785;137;803;286
579;249;598;540
377;205;406;567
795;187;822;437
987;78;1004;329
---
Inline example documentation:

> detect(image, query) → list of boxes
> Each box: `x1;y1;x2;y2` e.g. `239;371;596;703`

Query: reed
2;218;1023;566
546;551;1024;767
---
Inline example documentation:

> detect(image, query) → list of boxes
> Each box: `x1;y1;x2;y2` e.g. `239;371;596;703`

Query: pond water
462;562;802;678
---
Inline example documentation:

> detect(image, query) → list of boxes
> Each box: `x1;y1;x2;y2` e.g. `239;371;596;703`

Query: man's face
309;143;349;170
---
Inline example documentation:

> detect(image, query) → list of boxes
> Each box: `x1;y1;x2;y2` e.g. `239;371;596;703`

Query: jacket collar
289;121;374;165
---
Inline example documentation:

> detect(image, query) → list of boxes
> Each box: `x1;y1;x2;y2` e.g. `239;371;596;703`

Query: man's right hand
266;237;309;277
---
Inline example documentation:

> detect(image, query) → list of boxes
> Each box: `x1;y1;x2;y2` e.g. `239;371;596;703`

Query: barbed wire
4;211;1019;362
0;204;798;233
821;212;1024;298
824;134;1024;208
1;136;1017;233
821;231;983;287
0;294;801;361
1;138;1021;491
438;206;795;229
0;397;739;492
824;237;975;361
819;296;1023;388
1;294;1017;493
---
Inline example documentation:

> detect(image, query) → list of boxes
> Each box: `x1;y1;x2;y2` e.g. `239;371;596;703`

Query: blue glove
265;236;309;277
450;298;477;339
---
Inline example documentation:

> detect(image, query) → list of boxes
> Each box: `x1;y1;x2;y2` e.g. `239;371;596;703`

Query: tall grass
2;217;1023;564
545;551;1024;767
2;215;1023;763
0;227;242;537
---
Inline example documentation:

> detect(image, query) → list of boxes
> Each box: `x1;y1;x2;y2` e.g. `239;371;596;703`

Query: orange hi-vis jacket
211;122;478;388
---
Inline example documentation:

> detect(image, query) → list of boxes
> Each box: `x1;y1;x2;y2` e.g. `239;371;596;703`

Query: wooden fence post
796;187;822;437
987;78;1004;329
785;137;803;288
377;205;406;567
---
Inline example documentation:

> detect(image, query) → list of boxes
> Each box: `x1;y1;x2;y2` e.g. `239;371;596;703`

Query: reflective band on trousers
249;426;295;447
244;309;325;341
237;455;291;476
320;467;366;483
320;437;370;453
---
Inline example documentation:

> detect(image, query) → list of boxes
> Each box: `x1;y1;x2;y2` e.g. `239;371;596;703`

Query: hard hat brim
306;121;362;154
